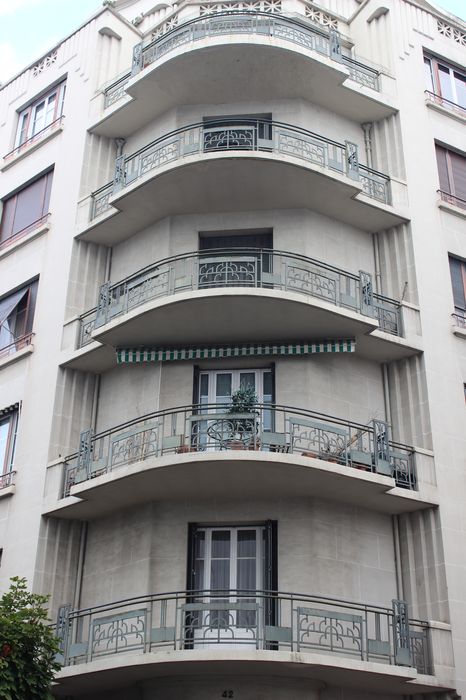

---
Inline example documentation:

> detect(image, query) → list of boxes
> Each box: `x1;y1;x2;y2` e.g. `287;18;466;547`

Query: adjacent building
0;0;465;697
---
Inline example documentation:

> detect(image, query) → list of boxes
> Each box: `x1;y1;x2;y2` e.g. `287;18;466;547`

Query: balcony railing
55;589;431;674
77;249;401;348
63;403;416;496
89;119;391;220
425;90;466;118
0;471;16;490
437;189;466;210
0;332;34;360
103;11;379;108
452;312;466;328
0;213;50;252
3;117;64;162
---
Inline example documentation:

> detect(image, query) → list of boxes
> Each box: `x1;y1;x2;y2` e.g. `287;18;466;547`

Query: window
14;81;66;149
0;281;38;356
0;406;18;483
424;55;466;109
449;256;466;321
436;146;466;209
0;171;53;246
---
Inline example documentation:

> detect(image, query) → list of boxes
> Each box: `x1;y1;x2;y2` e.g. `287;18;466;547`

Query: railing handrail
437;189;466;207
0;213;50;251
78;247;401;318
3;116;64;160
425;90;466;113
65;586;427;621
0;332;34;358
64;401;414;463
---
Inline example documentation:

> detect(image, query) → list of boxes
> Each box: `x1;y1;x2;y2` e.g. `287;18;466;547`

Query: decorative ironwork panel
198;258;258;287
296;607;363;657
359;168;389;203
109;423;160;468
289;419;347;460
79;315;96;347
329;28;342;61
56;604;72;657
104;77;131;108
138;140;180;176
359;270;373;315
343;59;379;90
92;610;147;658
285;264;338;304
95;281;111;328
132;42;143;74
182;600;260;645
126;269;171;310
345;141;359;179
278;132;327;166
373;419;389;465
113;154;126;192
373;301;400;335
409;629;430;674
77;429;93;474
392;599;411;666
391;452;415;490
92;187;112;219
272;21;320;52
203;126;256;151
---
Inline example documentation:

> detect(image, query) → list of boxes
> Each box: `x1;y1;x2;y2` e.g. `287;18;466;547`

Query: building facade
0;0;465;697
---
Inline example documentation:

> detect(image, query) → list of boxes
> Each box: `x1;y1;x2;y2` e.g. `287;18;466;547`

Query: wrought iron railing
437;189;466;210
77;249;401;347
0;471;16;489
452;311;466;328
103;11;380;107
63;403;417;495
55;589;431;674
0;332;34;360
425;90;466;118
90;118;391;220
0;213;50;252
3;117;64;161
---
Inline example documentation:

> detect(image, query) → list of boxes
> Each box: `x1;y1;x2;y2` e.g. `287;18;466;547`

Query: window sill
425;98;466;124
438;199;466;221
0;343;34;370
1;120;64;172
0;220;49;260
0;485;15;500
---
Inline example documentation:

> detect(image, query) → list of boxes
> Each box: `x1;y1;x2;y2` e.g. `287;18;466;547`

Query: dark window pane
449;257;466;310
450;152;466;201
237;530;256;558
454;72;466;109
211;530;230;558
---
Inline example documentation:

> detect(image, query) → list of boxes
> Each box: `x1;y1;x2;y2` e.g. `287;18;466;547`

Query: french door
188;526;266;648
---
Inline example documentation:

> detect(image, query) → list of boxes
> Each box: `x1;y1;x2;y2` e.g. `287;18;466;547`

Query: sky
0;0;464;84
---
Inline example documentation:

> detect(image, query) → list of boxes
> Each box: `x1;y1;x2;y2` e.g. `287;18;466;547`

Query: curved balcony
53;589;436;697
90;11;396;138
78;119;407;245
77;249;402;352
44;403;438;520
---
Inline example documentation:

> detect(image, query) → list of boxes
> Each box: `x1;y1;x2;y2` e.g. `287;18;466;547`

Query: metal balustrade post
359;270;374;316
77;429;93;480
345;141;359;180
94;281;111;328
131;41;143;75
113;154;126;193
392;599;412;666
56;603;72;664
329;28;342;62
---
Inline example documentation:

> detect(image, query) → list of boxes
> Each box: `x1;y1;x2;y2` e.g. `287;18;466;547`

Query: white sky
0;0;464;84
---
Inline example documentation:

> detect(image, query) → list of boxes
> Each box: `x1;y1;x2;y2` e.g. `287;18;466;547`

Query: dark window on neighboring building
424;54;466;109
449;256;466;318
436;146;466;208
0;406;19;477
15;81;66;148
0;281;38;355
0;171;53;246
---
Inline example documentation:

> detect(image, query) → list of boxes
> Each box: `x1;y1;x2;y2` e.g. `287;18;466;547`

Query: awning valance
116;340;356;364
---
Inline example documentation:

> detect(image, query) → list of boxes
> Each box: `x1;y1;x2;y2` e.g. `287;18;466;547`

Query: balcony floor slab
91;41;397;139
78;155;407;246
43;450;438;521
52;649;451;697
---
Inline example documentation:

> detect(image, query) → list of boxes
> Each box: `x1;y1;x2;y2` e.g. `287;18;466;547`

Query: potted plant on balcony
226;387;259;450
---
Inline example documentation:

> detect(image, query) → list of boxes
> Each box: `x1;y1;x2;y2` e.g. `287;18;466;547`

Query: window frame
424;54;466;109
436;145;466;208
0;280;39;356
0;170;53;246
14;81;66;149
448;255;466;317
0;408;19;477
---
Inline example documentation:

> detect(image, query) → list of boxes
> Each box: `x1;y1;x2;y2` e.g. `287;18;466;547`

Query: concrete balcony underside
44;451;437;521
91;40;396;139
53;650;450;697
78;155;407;246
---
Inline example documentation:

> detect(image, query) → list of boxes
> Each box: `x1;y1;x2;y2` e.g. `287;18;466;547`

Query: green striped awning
116;340;356;364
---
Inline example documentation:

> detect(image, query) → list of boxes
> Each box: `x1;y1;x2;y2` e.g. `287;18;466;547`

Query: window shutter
449;257;466;311
450;152;466;202
436;145;450;193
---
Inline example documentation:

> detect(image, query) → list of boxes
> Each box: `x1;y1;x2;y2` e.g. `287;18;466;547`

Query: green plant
0;577;61;700
228;386;258;415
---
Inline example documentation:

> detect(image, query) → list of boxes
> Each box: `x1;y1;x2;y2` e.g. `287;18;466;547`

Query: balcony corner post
392;599;412;667
359;270;374;315
112;154;126;193
329;28;342;62
95;281;111;328
131;41;143;75
345;141;360;180
77;428;94;480
56;603;72;665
